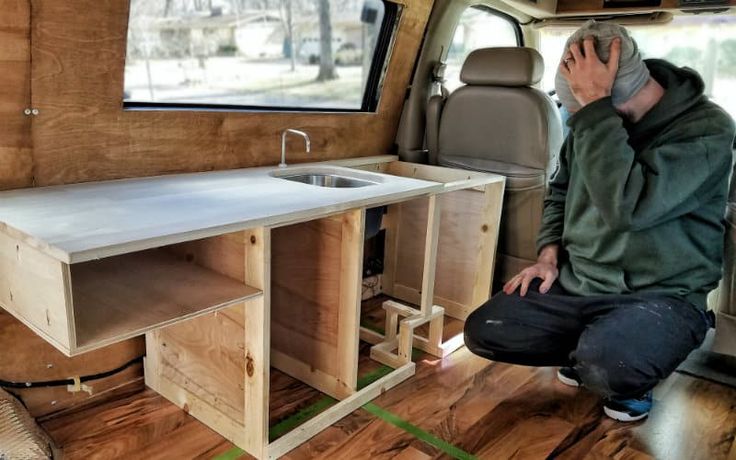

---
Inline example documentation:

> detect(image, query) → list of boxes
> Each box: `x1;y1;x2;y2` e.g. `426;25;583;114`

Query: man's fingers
559;61;571;79
569;41;584;63
503;275;521;295
582;36;597;60
607;37;622;73
539;275;555;294
519;275;533;297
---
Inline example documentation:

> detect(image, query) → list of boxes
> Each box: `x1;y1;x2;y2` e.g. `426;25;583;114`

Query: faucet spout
280;129;311;168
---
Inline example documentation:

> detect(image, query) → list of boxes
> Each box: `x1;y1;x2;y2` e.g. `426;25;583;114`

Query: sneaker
557;367;582;387
603;391;653;422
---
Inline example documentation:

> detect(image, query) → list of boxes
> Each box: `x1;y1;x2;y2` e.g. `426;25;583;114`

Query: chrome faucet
280;129;311;168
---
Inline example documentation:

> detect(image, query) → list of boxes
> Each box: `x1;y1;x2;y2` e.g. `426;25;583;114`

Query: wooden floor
40;297;736;460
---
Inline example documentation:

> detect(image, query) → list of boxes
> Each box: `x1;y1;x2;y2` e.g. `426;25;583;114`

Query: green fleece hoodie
537;59;736;309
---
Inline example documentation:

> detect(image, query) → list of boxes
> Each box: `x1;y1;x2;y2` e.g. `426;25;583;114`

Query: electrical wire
0;356;144;389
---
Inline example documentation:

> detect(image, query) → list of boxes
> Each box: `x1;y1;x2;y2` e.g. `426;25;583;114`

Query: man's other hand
503;244;560;296
559;36;621;108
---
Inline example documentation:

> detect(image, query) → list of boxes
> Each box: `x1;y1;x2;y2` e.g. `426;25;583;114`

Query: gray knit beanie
555;20;650;112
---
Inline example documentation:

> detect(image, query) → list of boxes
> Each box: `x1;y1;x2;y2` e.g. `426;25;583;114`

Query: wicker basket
0;388;54;459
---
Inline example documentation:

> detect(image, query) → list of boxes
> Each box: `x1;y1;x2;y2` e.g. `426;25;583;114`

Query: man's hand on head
559;36;621;108
503;244;560;297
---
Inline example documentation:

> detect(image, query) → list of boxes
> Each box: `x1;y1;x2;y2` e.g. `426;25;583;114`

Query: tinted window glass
124;0;395;111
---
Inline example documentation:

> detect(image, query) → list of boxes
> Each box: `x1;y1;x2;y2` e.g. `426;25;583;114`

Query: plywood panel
0;0;32;190
147;305;246;424
0;230;72;353
271;218;344;379
390;190;490;315
71;249;261;353
29;0;434;187
271;210;365;400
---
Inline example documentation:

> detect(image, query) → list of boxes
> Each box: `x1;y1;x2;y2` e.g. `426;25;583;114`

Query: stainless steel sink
277;173;378;188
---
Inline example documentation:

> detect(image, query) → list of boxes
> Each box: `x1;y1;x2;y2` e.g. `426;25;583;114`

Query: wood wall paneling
0;0;32;190
29;0;434;186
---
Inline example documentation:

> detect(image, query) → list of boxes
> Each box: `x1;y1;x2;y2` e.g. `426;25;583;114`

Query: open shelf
71;249;261;353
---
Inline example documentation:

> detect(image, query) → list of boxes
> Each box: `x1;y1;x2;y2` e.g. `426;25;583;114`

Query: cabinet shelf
71;249;261;353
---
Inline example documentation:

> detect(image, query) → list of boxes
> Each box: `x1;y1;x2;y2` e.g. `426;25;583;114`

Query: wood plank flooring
41;296;736;460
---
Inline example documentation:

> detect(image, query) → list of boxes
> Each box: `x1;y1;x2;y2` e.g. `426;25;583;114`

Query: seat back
713;156;736;356
427;47;563;283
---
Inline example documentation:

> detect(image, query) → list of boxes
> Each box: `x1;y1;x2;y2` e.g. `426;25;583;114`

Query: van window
123;0;398;112
538;15;736;119
445;6;522;92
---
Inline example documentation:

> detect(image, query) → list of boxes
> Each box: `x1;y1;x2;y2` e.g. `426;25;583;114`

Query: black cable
0;356;144;389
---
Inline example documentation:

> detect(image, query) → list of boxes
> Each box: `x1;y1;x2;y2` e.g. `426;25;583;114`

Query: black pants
464;279;711;399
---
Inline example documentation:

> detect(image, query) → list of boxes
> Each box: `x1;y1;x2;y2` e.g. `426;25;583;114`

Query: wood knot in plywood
246;352;255;377
182;403;190;413
250;235;257;245
481;224;489;232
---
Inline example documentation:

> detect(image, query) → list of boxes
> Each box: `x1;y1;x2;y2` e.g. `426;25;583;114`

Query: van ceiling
496;0;735;21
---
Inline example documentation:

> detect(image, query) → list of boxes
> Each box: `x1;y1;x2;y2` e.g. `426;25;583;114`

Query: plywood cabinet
0;231;262;356
144;213;415;459
0;157;505;458
352;161;506;359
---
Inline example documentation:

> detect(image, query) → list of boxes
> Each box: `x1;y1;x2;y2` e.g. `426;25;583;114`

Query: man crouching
464;20;736;421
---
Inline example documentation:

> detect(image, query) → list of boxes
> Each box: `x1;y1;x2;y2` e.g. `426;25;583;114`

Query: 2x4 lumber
381;203;400;296
266;363;416;460
369;302;445;367
384;162;500;193
470;181;505;309
336;209;366;396
242;227;271;459
420;195;440;317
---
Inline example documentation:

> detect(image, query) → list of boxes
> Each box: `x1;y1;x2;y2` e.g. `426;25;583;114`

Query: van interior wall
0;0;433;417
30;0;431;186
0;0;32;190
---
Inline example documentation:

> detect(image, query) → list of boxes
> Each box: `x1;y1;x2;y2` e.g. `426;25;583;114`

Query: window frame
447;4;525;56
470;5;524;48
122;0;401;114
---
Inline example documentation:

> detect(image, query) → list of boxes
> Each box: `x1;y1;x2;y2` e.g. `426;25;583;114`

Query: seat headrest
460;47;544;87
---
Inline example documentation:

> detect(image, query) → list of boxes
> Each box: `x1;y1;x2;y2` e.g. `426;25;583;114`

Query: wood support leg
369;300;445;367
242;227;271;458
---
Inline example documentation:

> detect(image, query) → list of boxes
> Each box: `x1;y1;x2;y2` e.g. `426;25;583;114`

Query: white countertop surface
0;157;442;263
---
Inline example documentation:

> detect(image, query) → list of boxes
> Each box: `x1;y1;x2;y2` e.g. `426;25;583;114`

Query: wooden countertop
0;156;442;264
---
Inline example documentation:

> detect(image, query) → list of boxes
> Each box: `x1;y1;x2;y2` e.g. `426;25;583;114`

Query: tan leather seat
712;157;736;356
426;47;563;284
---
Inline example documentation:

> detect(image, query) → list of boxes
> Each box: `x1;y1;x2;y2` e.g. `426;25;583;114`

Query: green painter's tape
358;365;393;389
362;403;478;460
212;447;244;460
269;396;336;441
